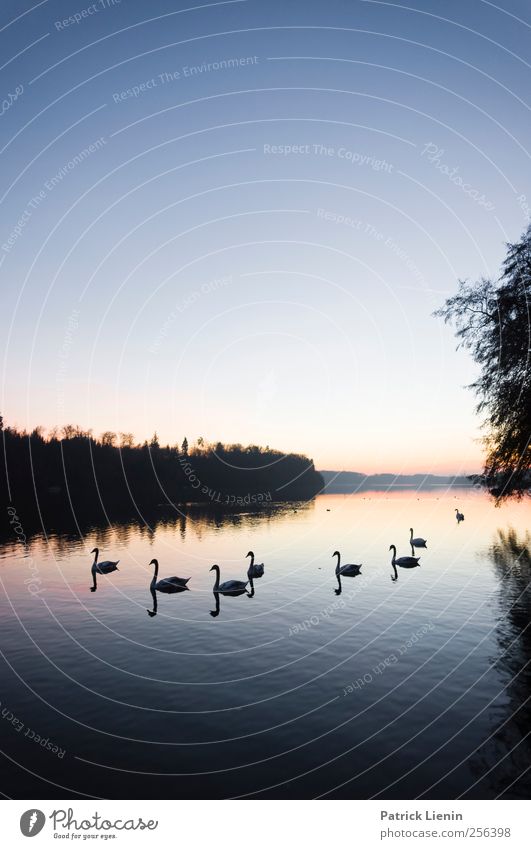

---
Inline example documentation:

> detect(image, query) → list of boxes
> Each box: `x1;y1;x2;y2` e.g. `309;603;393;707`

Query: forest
0;416;324;533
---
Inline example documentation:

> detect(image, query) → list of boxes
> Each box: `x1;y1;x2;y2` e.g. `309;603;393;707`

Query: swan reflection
210;584;251;618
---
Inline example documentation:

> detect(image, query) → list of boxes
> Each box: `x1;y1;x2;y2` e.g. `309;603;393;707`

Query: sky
1;0;530;475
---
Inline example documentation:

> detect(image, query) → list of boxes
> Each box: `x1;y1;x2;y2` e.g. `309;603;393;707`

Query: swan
410;528;427;548
91;547;119;573
150;559;190;593
389;544;420;568
246;550;265;579
90;547;119;591
455;508;465;522
210;564;248;594
333;550;362;577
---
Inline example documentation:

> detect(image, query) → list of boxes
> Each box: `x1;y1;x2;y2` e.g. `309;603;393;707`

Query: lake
0;490;530;799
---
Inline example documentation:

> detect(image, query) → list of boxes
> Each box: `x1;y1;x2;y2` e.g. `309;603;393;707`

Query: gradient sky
1;0;530;474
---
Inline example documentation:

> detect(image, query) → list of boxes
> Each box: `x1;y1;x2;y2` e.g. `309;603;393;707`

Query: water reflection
0;499;315;550
469;528;531;798
2;492;530;799
210;585;251;618
147;584;188;617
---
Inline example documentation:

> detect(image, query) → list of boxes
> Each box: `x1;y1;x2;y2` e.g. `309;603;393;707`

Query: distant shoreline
319;470;476;493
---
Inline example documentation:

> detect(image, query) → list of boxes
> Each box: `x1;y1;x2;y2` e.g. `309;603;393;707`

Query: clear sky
1;0;530;474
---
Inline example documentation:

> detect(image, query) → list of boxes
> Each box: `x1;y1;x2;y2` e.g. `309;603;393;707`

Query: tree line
0;416;323;531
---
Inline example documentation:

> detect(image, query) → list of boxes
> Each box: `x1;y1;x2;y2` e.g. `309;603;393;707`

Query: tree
120;432;135;448
149;431;159;449
100;431;117;447
181;437;188;456
435;226;531;499
62;424;77;440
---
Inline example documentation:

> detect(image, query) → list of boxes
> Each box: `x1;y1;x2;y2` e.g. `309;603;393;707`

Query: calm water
1;490;530;799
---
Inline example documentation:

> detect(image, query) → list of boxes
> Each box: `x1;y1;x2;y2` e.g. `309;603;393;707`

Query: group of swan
91;547;265;595
209;551;265;595
91;510;464;594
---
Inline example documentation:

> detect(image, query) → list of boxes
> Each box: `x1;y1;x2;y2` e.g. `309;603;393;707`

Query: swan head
91;548;98;555
246;551;254;558
389;544;396;552
149;559;158;567
332;550;340;558
209;564;219;572
409;528;414;533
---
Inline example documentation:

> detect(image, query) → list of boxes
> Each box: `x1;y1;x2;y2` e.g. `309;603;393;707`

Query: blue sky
1;0;530;473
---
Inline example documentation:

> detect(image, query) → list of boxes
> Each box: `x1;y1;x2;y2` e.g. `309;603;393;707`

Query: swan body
91;548;119;573
389;544;420;569
210;564;248;594
333;550;362;576
150;559;190;593
409;528;427;548
246;550;265;579
455;509;465;522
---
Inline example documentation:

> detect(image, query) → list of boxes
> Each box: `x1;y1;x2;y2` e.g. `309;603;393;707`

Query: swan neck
335;552;341;572
212;566;220;591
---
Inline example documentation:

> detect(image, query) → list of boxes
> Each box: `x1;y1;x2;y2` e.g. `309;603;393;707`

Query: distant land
319;471;475;493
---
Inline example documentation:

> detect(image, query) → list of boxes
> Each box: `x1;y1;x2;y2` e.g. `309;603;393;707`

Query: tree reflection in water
470;528;531;798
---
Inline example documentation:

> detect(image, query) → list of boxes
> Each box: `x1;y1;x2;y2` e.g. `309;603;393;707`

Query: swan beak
209;565;215;571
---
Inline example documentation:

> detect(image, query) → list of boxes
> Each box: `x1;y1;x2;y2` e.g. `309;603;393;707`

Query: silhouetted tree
436;226;531;499
120;432;135;448
101;431;117;447
62;424;77;440
150;432;159;449
181;437;188;456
